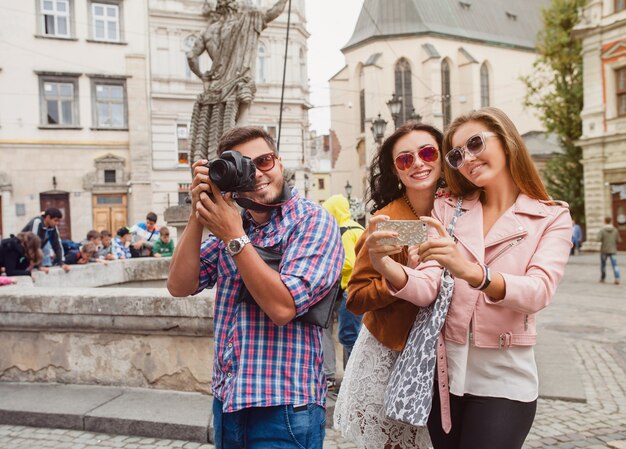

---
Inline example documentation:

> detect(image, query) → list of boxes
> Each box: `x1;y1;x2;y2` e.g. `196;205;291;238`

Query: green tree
522;0;586;223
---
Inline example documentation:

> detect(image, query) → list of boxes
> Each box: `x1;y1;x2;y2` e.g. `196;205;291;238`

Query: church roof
344;0;551;51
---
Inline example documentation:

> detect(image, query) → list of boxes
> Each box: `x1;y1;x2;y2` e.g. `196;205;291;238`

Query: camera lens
209;159;237;191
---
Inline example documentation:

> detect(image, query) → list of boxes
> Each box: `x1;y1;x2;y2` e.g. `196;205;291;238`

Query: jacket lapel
443;195;485;263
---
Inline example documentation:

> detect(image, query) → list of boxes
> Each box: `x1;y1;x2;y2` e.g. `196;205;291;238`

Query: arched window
359;66;365;133
441;59;451;129
256;43;267;83
394;58;413;126
480;63;490;107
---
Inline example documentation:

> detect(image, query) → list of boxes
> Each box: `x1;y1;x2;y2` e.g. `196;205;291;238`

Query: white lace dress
334;325;432;449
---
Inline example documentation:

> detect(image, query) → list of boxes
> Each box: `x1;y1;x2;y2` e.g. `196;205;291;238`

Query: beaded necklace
402;194;419;218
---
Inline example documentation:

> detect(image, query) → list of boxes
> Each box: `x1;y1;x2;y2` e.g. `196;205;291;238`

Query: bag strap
446;197;463;239
340;225;363;235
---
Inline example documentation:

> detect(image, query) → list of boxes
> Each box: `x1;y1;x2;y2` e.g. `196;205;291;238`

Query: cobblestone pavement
0;254;624;449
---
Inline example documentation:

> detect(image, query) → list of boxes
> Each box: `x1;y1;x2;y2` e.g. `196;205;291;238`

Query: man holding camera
168;126;343;449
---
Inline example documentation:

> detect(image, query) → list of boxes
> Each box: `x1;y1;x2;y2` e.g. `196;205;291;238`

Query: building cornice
342;32;537;55
0;140;128;148
577;131;626;147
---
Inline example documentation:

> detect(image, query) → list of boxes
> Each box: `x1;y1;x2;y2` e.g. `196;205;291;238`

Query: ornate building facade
0;0;310;240
575;0;626;250
329;0;550;203
0;0;151;240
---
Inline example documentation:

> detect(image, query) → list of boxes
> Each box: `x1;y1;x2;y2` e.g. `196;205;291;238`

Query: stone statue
187;0;289;165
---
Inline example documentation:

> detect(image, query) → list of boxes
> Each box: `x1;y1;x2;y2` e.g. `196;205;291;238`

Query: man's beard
240;180;285;205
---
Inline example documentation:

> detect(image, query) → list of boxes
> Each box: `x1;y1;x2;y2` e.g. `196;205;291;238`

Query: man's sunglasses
394;146;439;171
445;132;497;170
252;153;278;172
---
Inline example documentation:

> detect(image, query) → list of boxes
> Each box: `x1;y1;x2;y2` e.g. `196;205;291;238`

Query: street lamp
409;108;422;122
344;181;352;200
370;113;388;145
387;93;403;128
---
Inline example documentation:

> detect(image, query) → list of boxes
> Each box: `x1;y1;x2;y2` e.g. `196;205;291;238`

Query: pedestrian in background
334;121;444;449
21;207;70;273
598;216;621;284
321;194;365;391
97;230;117;261
113;227;132;260
152;226;175;258
0;232;43;277
130;212;159;257
571;219;583;255
64;242;97;265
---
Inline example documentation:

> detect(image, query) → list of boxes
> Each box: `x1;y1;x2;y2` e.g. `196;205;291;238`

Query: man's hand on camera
195;174;245;243
191;159;210;219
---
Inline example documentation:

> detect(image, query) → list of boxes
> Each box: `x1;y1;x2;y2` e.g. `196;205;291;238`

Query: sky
305;0;364;134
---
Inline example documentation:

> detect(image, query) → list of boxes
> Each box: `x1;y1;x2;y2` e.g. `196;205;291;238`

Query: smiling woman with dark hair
335;121;445;449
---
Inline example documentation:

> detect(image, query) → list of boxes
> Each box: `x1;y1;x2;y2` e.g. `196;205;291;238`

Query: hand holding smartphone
377;220;429;246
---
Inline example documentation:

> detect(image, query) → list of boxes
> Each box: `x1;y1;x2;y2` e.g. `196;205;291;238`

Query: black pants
427;384;537;449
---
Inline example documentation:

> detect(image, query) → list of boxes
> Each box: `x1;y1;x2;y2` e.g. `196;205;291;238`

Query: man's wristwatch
225;235;250;256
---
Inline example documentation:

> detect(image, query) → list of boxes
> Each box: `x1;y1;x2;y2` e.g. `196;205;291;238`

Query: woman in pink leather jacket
368;107;572;449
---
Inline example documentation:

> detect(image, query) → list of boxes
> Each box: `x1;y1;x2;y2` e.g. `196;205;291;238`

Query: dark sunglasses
252;153;278;172
394;146;439;171
445;132;497;170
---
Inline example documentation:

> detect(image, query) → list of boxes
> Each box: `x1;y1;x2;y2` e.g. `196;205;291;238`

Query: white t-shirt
446;328;538;402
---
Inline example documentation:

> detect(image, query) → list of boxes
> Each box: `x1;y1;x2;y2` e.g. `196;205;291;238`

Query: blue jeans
41;241;53;267
337;291;362;358
213;398;325;449
600;253;621;281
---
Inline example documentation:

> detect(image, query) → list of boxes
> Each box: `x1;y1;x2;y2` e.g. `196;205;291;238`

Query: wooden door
93;208;111;233
111;207;127;232
611;185;626;251
40;193;71;240
93;194;127;233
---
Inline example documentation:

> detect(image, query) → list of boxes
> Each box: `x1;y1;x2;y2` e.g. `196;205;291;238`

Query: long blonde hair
442;107;549;201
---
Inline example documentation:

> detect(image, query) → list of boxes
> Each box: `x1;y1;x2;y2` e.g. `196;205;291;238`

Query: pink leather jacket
394;193;572;348
391;193;572;432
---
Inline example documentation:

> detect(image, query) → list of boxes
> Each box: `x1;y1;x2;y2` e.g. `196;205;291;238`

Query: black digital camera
207;150;256;192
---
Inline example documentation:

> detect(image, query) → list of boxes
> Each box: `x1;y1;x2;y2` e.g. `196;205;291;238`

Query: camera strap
233;184;293;212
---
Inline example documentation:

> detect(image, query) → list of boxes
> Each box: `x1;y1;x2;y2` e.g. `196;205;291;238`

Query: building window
177;124;190;165
40;0;71;38
394;58;413;126
92;80;126;128
91;2;120;42
257;43;267;82
178;183;191;205
104;170;116;183
359;67;365;133
359;89;366;133
480;63;490;107
618;67;626;117
441;60;451;129
318;178;325;190
616;0;626;13
40;76;79;126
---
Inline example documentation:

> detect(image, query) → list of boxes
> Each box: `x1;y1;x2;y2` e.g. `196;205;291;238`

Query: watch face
228;239;242;253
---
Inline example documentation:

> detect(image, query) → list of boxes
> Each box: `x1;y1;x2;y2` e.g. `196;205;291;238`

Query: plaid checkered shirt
196;189;344;413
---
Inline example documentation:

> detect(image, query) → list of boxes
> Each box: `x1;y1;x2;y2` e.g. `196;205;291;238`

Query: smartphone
377;220;428;246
